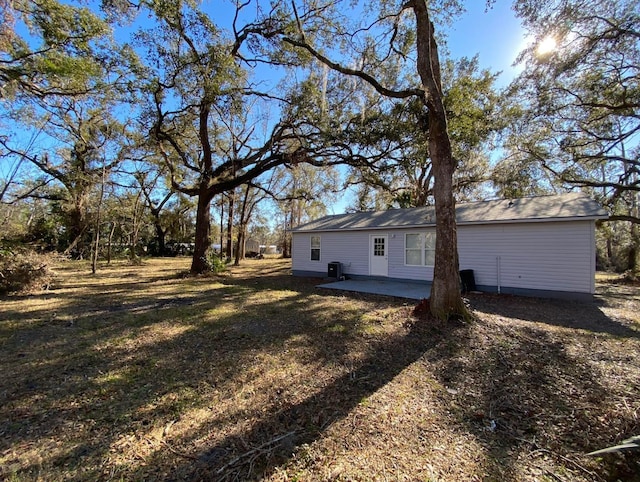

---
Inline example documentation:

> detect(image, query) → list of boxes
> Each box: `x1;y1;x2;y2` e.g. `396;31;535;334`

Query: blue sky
446;1;526;87
324;2;527;213
206;0;526;87
2;0;528;217
157;0;529;216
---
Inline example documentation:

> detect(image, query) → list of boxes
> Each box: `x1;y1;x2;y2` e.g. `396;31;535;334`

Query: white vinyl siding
456;221;595;294
390;230;434;281
390;221;595;293
294;219;597;295
292;231;371;276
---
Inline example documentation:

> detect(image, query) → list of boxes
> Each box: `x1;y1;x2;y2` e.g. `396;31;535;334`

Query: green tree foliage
0;0;140;261
234;0;479;319
131;160;174;256
276;163;338;257
346;56;502;208
0;0;111;99
2;95;130;257
0;194;62;249
137;0;320;274
502;0;639;270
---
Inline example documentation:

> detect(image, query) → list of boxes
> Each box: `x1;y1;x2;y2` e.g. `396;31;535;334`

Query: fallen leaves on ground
1;259;638;481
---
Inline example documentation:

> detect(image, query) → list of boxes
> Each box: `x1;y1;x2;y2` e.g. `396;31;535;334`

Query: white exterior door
370;234;389;277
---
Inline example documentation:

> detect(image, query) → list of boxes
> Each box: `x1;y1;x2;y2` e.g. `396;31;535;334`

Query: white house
291;193;608;300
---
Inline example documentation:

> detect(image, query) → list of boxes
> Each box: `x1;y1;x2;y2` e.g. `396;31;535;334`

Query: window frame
310;235;321;261
404;231;435;267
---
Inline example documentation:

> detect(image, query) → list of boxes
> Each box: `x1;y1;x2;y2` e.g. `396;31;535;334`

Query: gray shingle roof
292;193;608;232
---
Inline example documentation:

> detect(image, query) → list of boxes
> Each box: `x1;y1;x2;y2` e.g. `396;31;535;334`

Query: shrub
208;254;227;274
0;249;54;294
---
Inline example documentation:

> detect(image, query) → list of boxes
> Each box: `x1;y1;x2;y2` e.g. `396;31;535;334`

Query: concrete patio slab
317;279;430;300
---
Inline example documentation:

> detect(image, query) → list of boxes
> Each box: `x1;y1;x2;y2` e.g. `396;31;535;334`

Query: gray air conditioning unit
328;261;342;279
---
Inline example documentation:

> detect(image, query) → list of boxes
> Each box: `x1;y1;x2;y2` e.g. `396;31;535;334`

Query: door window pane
373;237;385;256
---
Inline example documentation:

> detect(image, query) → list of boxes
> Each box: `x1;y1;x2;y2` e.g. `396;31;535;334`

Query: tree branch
281;36;422;100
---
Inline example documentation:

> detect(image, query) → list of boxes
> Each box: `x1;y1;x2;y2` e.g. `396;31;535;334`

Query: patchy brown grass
1;259;638;481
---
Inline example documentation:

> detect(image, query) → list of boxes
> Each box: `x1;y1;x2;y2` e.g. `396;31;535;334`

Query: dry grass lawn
1;258;639;481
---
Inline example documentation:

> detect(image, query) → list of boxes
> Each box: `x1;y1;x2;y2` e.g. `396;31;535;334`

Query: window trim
404;231;435;267
310;235;321;261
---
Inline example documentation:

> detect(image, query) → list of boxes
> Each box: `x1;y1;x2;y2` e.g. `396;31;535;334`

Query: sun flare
537;35;557;56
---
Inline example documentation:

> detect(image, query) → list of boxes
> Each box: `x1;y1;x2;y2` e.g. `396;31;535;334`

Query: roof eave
292;214;609;233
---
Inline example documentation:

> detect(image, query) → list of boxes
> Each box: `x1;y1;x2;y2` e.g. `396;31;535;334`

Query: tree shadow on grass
1;262;418;480
3;262;638;481
149;315;461;480
156;289;640;481
0;277;280;478
423;298;640;481
467;293;640;339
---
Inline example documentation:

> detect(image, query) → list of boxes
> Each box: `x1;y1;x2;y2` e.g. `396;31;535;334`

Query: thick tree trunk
413;0;468;320
234;224;246;266
65;197;88;258
225;191;235;261
190;192;213;274
428;118;467;319
154;221;166;256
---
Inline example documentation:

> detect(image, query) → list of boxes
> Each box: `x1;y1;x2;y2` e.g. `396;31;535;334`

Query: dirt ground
0;258;638;481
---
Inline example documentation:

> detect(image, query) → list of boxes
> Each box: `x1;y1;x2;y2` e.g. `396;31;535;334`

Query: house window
310;235;321;261
405;232;435;266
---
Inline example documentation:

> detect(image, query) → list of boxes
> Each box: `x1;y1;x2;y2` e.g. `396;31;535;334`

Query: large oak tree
500;0;639;268
346;56;502;208
235;0;477;319
138;0;322;274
